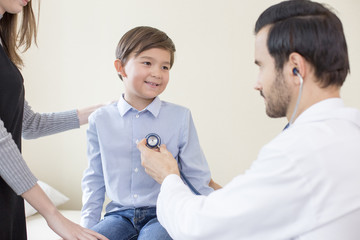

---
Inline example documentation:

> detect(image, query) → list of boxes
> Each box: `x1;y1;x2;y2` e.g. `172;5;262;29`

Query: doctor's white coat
157;98;360;240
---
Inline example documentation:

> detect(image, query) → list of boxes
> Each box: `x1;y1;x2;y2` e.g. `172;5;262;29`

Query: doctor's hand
137;139;180;184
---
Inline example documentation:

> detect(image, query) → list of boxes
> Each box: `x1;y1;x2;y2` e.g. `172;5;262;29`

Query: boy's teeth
147;81;158;86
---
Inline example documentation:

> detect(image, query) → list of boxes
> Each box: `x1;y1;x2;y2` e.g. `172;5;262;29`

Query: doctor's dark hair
254;0;350;88
115;26;176;80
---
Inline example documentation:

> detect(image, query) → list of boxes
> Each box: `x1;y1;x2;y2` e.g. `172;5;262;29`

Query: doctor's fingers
158;143;170;154
159;145;178;165
137;139;157;162
143;165;163;184
137;138;149;153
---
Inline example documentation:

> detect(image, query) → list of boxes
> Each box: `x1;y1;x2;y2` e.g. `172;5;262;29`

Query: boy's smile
145;81;160;87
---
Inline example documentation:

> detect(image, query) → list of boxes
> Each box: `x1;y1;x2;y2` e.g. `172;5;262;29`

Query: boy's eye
162;66;169;70
143;62;151;66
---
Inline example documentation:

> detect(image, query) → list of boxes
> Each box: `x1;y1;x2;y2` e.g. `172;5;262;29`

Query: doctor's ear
114;59;127;79
288;52;306;79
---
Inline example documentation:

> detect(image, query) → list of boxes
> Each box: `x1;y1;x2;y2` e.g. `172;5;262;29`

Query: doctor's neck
286;80;341;123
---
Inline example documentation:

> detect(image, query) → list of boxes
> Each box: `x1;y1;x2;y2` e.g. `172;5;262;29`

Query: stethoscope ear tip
293;68;299;75
289;69;304;124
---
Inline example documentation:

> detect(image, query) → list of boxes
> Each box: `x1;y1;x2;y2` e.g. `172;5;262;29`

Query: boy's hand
137;139;180;184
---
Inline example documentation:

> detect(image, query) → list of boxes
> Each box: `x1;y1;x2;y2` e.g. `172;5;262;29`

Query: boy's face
120;48;171;108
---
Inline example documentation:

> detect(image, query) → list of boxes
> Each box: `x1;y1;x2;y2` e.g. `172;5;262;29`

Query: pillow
25;180;69;217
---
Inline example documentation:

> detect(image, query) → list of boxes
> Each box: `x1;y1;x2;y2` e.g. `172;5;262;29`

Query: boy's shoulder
160;100;190;112
89;102;118;120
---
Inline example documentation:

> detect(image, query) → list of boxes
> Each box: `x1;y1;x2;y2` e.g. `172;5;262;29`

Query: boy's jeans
91;207;172;240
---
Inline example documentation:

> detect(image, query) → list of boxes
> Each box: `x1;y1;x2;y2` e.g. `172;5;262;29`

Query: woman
0;0;108;239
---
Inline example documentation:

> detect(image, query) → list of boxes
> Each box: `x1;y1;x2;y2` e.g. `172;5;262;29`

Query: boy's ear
114;59;127;78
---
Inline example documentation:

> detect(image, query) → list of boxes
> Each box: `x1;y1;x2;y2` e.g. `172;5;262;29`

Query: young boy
81;26;214;240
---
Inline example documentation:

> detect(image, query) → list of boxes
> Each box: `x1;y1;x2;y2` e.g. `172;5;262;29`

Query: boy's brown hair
115;26;176;80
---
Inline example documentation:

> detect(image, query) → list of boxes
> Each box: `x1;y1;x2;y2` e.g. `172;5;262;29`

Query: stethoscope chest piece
145;133;161;149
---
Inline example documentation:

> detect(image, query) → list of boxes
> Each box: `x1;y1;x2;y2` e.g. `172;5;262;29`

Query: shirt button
136;114;140;118
133;194;138;198
134;168;139;173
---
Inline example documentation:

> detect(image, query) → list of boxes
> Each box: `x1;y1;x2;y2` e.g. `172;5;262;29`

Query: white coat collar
292;98;360;129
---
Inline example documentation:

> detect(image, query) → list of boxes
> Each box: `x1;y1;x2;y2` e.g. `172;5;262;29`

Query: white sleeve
156;147;314;240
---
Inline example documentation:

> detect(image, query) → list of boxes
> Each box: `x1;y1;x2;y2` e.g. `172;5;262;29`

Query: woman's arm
1;118;107;239
22;184;108;240
22;101;79;139
0;118;38;194
22;100;109;139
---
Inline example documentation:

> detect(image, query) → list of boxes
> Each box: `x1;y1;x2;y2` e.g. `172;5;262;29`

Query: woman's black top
0;43;27;239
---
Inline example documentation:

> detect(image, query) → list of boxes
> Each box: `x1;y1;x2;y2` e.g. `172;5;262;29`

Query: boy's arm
80;117;106;228
209;178;222;190
178;110;214;195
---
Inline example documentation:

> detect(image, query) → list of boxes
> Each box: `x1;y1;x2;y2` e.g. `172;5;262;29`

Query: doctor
137;0;360;239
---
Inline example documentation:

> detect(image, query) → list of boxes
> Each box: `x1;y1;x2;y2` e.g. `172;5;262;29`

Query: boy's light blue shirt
81;95;214;228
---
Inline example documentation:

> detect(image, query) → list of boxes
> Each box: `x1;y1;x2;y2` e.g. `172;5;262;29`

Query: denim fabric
91;207;172;240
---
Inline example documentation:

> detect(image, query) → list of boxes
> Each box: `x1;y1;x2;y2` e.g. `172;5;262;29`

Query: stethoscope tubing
145;133;201;195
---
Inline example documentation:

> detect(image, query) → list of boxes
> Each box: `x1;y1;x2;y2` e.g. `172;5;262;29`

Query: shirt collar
117;94;161;117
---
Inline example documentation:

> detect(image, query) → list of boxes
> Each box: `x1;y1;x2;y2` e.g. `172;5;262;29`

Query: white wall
21;0;360;210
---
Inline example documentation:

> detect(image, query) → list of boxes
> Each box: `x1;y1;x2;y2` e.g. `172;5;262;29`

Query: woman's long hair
0;1;39;68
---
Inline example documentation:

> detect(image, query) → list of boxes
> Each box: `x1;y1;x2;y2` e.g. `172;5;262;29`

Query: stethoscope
289;68;304;126
145;133;161;149
145;133;201;195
